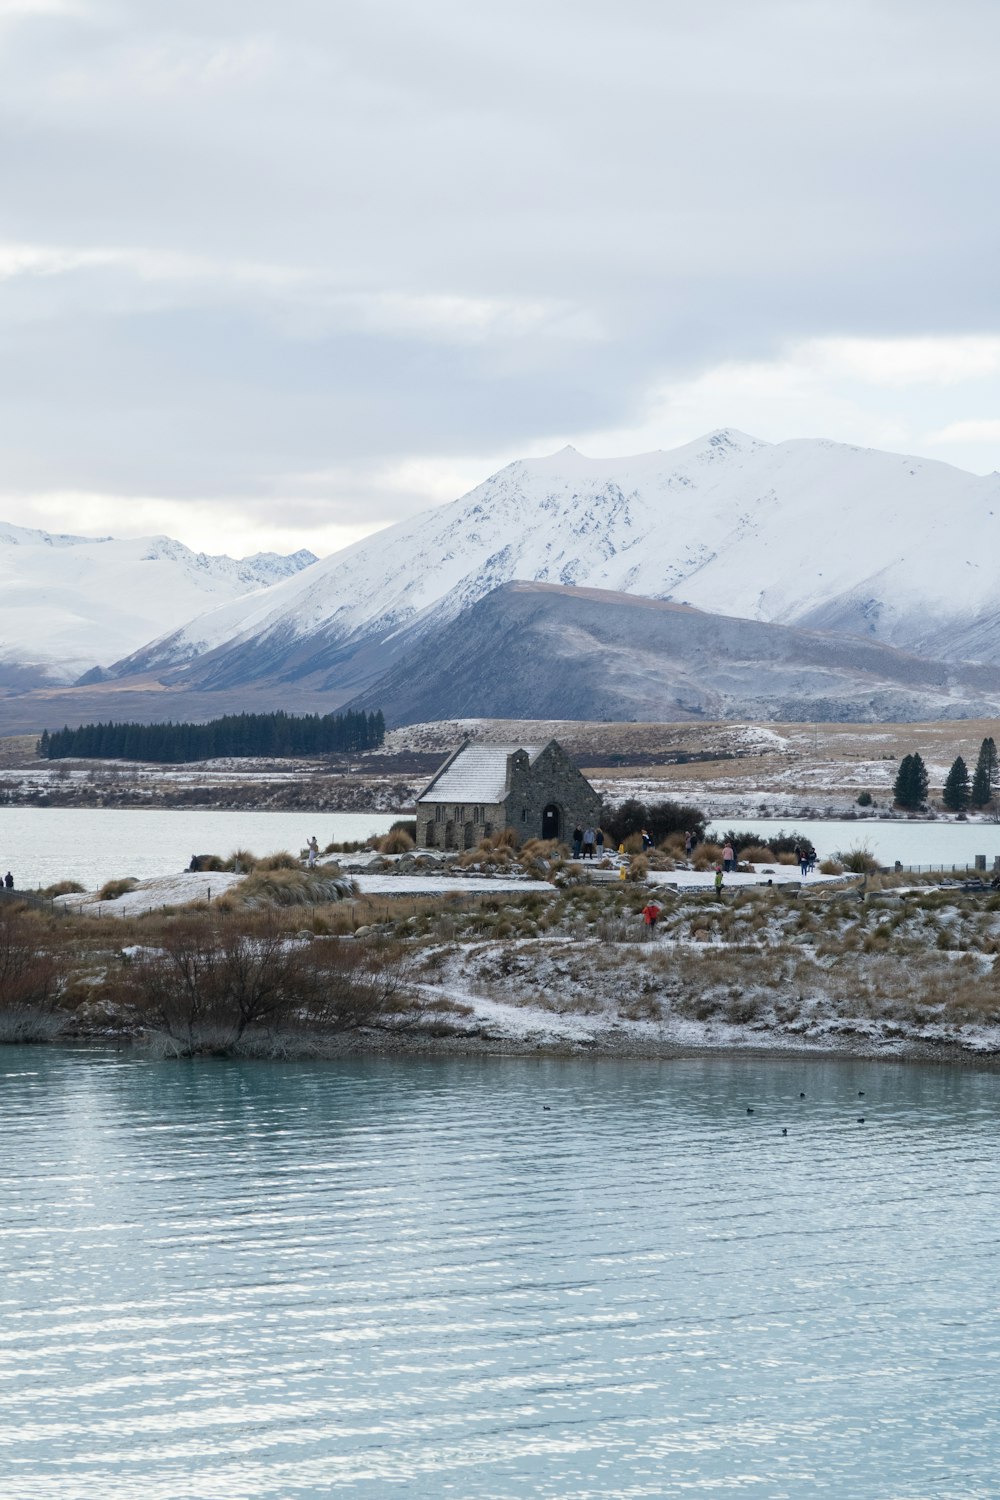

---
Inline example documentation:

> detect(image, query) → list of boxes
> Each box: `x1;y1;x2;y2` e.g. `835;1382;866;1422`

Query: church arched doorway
541;803;561;841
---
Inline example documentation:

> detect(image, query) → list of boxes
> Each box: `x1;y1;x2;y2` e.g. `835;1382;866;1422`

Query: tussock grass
227;868;355;908
97;877;138;901
377;828;416;854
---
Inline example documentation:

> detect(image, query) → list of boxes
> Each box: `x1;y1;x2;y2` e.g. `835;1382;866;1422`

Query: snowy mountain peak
0;524;317;684
112;431;1000;691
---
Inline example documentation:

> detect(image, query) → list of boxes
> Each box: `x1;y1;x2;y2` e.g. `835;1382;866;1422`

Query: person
641;828;653;851
572;826;583;859
595;828;604;856
641;899;662;932
3;872;12;890
722;841;735;874
306;835;319;869
582;826;596;859
714;865;724;900
798;844;809;878
684;830;694;859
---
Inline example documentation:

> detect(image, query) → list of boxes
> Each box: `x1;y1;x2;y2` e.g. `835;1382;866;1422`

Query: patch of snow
354;873;556;895
54;870;246;917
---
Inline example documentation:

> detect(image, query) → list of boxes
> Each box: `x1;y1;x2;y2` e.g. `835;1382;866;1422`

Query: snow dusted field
413;930;1000;1061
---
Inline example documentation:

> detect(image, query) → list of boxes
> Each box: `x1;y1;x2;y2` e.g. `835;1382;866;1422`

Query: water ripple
1;1050;997;1497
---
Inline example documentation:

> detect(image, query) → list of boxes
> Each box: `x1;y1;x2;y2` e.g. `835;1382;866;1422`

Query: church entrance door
541;804;561;841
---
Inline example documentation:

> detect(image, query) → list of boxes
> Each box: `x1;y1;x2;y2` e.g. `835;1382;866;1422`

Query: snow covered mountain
0;522;316;685
112;429;1000;702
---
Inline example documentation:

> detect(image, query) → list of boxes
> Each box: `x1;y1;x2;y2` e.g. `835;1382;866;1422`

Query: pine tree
894;752;929;810
942;755;970;812
970;736;997;807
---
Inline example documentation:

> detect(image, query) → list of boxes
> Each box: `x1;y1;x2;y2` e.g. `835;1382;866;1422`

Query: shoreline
48;1021;1000;1069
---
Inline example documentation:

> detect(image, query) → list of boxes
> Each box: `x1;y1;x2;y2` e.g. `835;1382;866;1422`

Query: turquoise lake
0;1049;996;1497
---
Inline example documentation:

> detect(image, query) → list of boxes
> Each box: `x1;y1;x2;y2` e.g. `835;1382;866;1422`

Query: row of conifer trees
37;709;386;763
894;736;997;811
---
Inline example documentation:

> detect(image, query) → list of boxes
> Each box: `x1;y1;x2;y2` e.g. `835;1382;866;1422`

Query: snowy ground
353;873;557;895
55;871;246;917
413;934;1000;1060
647;865;842;891
53;859;841;916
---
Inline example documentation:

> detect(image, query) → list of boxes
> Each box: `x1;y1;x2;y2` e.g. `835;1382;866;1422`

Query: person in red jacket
641;899;662;932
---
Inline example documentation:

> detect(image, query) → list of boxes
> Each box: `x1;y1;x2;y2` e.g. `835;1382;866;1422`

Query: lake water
1;806;997;891
1;1048;996;1498
710;817;1000;870
0;808;397;889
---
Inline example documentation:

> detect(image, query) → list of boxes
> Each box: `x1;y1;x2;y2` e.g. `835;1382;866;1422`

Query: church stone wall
502;743;602;840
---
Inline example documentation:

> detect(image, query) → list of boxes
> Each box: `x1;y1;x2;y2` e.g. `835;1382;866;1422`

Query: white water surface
0;1049;997;1498
0;807;396;889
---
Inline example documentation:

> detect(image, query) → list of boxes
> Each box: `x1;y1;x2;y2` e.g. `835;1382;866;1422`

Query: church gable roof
417;743;544;805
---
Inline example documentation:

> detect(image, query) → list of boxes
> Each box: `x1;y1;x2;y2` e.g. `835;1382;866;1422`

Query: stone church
415;739;603;850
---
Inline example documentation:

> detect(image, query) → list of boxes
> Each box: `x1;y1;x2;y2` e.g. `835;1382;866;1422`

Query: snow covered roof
417;744;544;805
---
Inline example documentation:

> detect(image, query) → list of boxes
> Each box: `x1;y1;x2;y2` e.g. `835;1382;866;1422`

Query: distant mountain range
5;429;1000;729
0;522;316;687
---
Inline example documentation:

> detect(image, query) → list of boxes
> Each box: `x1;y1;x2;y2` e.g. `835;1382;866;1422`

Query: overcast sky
2;0;998;557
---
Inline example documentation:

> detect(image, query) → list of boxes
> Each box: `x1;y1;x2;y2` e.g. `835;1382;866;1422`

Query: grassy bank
3;869;1000;1060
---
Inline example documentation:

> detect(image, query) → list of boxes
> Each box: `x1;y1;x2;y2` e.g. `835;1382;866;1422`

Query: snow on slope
0;522;316;683
118;430;1000;676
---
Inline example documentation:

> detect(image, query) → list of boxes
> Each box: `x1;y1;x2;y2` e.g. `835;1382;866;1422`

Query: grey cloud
0;0;997;530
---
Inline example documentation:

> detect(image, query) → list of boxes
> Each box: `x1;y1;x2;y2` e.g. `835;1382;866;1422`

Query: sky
1;0;998;559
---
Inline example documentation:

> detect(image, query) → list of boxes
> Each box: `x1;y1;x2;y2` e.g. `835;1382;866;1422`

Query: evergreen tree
942;755;970;812
894;752;929;810
970;736;997;807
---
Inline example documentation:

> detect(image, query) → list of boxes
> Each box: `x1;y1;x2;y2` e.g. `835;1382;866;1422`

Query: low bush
738;844;775;864
602;797;707;848
110;911;410;1055
39;880;85;898
233;868;355;907
378;828;416;854
837;844;881;875
256;851;300;871
98;877;138;901
0;905;67;1041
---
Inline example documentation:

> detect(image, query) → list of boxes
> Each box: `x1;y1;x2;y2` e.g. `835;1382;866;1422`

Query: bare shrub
114;912;409;1055
0;905;67;1041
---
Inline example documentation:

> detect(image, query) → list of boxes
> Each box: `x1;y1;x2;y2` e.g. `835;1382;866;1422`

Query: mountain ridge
0;522;317;686
109;429;1000;707
342;580;1000;727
